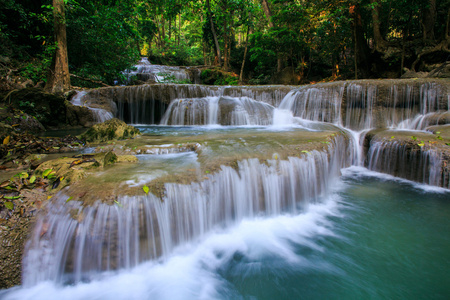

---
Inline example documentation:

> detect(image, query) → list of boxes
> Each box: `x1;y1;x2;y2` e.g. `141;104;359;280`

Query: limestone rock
65;100;96;127
81;118;140;143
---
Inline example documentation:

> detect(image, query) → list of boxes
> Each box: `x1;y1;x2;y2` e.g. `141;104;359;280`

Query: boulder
65;101;96;127
81;118;140;143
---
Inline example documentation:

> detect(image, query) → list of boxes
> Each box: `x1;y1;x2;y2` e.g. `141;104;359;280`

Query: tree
206;0;222;66
45;0;70;94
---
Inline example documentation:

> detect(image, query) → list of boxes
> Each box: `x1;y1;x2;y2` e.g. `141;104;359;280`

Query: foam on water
1;197;340;300
342;166;450;194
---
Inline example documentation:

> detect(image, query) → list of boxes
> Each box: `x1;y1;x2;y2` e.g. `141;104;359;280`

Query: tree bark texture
260;0;274;28
45;0;70;94
351;4;371;78
370;0;387;51
422;0;436;41
206;0;222;66
240;27;251;83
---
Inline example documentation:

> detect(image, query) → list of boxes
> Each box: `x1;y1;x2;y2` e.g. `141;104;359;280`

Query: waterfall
123;58;193;84
277;80;448;131
365;139;448;188
71;91;114;123
161;96;274;126
22;135;351;286
278;84;344;126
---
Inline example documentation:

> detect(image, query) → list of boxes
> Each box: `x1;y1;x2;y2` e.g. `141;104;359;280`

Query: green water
219;168;450;300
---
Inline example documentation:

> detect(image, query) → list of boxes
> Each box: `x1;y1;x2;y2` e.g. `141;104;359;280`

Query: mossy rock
2;88;66;128
200;68;239;85
34;151;119;193
81;118;140;143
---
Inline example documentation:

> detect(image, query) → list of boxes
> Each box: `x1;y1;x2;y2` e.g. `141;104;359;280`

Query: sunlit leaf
66;196;73;202
3;136;10;145
143;185;149;194
42;168;53;177
29;175;36;184
4;202;14;210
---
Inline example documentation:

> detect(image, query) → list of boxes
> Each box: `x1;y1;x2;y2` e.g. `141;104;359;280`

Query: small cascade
277;79;448;131
278;84;344;125
365;139;448;188
123;57;194;84
223;86;293;107
161;96;274;126
22;135;351;286
71;91;114;123
160;97;220;125
344;83;378;130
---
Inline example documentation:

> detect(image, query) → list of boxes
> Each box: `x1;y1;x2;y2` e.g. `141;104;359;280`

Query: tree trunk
260;0;284;72
178;14;181;46
260;0;274;28
206;0;221;66
370;0;387;51
169;18;172;40
45;0;70;94
223;18;229;71
161;16;166;48
239;28;250;83
351;4;371;78
422;0;436;41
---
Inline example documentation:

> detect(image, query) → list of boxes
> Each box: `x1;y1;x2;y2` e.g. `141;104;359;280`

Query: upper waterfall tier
281;79;449;130
122;57;198;84
160;96;275;126
73;79;448;129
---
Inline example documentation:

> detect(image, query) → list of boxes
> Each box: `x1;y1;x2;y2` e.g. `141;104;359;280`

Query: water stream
2;78;449;299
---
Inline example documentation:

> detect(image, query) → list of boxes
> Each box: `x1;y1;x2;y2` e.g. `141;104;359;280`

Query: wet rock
65;100;96;127
33;151;119;193
81;118;140;143
364;129;450;188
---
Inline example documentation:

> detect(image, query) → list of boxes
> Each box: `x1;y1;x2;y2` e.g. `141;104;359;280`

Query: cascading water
22;135;350;286
161;96;274;126
2;78;449;299
366;139;447;187
123;57;195;84
71;91;114;123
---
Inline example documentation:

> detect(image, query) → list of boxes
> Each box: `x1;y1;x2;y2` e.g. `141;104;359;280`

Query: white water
3;79;449;298
1;196;340;300
71;91;114;123
123;57;192;84
21;134;350;286
161;96;275;126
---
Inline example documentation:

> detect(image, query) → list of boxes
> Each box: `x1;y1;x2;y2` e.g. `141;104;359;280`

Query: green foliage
19;43;56;83
66;1;141;85
149;39;204;66
200;68;238;85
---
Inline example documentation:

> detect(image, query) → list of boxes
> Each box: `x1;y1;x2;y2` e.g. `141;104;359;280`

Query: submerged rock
81;118;140;143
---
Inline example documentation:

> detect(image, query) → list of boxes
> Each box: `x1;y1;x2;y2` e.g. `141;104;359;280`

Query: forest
0;0;449;89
